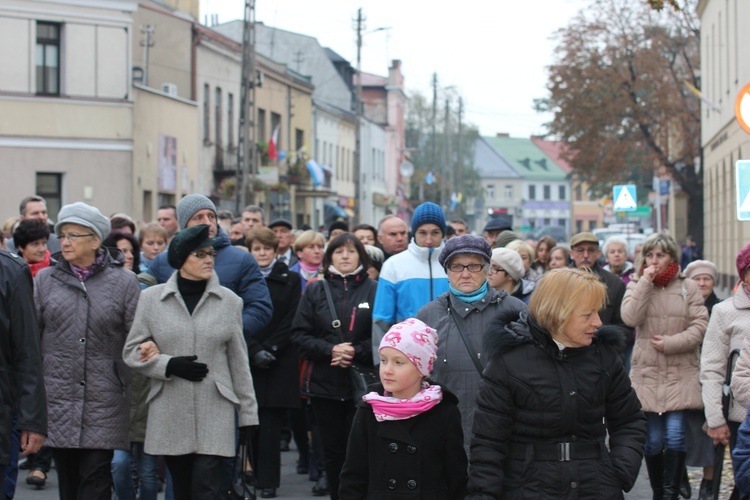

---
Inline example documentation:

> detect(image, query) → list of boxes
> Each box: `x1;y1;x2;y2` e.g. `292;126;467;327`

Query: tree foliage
538;0;702;242
405;88;482;218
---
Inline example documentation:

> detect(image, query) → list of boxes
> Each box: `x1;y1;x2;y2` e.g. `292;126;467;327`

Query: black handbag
321;279;378;402
228;432;256;500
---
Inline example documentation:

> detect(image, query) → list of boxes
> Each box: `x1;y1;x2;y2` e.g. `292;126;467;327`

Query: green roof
482;136;568;181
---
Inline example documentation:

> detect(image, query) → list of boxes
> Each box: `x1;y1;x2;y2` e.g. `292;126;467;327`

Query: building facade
698;0;750;294
0;0;138;220
472;136;524;235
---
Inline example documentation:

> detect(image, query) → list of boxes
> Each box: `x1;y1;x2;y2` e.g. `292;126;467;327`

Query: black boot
697;479;713;500
663;450;688;500
645;454;665;500
680;466;692;498
312;471;329;497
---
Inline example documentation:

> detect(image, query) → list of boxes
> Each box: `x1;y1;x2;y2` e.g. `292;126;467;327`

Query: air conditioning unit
162;83;178;96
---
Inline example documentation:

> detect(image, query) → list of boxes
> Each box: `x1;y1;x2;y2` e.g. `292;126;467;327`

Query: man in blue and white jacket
371;202;448;362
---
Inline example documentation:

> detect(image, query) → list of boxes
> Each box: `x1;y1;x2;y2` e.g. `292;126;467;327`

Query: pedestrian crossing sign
613;185;637;212
736;160;750;221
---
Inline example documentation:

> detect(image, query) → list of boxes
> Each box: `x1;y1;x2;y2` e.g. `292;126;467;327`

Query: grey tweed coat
123;271;259;457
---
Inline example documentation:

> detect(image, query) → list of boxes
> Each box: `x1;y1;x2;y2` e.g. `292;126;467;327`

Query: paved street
11;449;739;499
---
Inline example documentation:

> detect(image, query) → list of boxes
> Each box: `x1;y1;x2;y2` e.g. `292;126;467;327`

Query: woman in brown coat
621;232;708;500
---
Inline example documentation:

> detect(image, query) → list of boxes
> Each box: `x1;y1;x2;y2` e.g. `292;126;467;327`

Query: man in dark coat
0;250;47;478
569;232;632;346
146;194;273;339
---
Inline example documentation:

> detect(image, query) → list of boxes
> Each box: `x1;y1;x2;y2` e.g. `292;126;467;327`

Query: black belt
508;442;602;462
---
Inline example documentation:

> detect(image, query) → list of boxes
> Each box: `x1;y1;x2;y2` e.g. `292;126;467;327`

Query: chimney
496;133;510;138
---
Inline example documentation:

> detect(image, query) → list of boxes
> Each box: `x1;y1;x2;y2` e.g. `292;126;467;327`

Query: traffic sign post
613;185;637;212
736;160;750;221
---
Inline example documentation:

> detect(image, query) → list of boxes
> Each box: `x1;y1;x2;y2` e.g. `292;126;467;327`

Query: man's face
378;218;408;254
483;230;500;246
272;226;294;252
242;211;263;231
22;201;48;224
157;208;179;236
571;242;601;269
186;209;218;237
230;222;245;241
452;223;468;236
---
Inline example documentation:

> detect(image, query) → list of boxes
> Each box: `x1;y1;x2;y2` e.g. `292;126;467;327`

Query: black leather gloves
166;355;208;381
251;350;276;369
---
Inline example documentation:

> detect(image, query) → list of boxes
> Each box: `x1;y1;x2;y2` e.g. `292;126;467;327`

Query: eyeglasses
489;266;507;275
190;250;217;260
57;233;94;241
448;263;484;273
572;246;599;255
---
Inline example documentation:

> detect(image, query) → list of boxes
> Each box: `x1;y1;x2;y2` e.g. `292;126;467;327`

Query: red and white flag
267;124;280;159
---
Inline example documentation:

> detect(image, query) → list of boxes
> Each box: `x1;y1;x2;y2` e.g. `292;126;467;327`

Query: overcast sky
199;0;590;138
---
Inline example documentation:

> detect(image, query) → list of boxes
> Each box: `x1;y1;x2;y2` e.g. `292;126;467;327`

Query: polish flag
267;124;280;159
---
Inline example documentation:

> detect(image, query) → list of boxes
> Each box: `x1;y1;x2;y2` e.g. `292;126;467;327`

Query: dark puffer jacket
292;268;377;400
467;314;646;499
0;251;47;465
35;249;140;450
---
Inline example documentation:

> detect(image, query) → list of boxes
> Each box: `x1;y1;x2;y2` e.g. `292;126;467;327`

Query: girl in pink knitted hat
338;318;467;498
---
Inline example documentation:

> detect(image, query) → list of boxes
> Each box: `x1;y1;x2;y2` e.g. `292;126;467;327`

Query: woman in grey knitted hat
415;234;528;451
34;202;141;498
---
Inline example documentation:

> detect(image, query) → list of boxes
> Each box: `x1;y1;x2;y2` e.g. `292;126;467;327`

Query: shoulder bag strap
448;305;484;375
321;279;344;342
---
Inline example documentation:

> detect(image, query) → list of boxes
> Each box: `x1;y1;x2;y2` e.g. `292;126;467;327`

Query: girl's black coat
249;260;302;408
466;314;647;499
291;268;377;400
338;384;467;499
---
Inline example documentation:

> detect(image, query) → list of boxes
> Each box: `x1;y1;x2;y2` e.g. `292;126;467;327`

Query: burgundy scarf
652;261;680;288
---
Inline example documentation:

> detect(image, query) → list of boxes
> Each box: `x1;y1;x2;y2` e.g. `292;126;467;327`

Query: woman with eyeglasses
34;202;141;499
123;224;258;499
416;235;527;450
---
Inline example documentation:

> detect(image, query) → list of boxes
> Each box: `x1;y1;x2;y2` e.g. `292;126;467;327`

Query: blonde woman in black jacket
467;268;646;499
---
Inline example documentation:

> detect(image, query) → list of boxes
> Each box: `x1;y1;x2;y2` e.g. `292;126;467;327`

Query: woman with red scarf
622;232;708;500
13;219;52;277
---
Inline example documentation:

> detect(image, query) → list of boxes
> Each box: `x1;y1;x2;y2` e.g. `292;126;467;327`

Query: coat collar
406;239;445;261
160;270;222;306
733;285;750;310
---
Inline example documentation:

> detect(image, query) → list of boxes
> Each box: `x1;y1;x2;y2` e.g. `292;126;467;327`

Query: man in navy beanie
371;202;449;362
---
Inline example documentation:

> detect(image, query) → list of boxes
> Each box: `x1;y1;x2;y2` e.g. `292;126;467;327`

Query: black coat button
387;479;396;490
407;445;417;454
80;381;86;387
388;442;398;453
407;480;417;489
79;338;86;343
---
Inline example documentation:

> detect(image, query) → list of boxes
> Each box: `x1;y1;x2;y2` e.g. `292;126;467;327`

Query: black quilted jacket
34;248;140;449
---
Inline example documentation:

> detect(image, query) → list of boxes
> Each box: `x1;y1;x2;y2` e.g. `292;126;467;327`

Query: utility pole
430;73;438;201
140;25;155;86
457;97;463;217
236;0;256;214
443;98;451;213
352;8;364;226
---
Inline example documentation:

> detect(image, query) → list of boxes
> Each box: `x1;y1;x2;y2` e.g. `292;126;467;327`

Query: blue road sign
736;160;750;221
613;185;637;212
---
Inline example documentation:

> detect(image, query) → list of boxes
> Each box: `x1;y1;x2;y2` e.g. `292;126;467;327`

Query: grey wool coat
123;271;259;458
416;288;527;450
35;249;140;450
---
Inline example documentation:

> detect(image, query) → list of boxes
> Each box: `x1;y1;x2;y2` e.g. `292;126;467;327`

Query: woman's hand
708;424;731;445
641;265;658;283
650;335;665;352
331;342;355;368
139;340;160;362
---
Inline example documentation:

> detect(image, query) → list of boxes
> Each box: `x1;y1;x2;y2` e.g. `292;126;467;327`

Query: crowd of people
3;193;750;499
